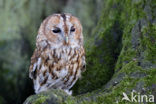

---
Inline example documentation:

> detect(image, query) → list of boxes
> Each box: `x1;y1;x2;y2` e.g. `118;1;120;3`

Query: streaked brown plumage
29;13;86;95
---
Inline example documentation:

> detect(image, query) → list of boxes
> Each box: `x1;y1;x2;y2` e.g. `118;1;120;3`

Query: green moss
141;24;156;63
144;68;156;86
32;95;49;104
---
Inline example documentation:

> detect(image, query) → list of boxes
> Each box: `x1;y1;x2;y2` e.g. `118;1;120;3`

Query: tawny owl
29;13;86;95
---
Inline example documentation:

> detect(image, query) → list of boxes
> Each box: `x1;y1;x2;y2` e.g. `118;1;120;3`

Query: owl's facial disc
43;13;83;48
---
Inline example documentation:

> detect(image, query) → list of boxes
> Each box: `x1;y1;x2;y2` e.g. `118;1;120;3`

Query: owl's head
37;13;83;49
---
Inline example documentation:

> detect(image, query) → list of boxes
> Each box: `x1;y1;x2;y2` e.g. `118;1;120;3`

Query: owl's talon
64;89;72;95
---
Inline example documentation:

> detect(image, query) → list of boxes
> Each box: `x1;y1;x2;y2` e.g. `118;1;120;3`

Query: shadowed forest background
0;0;155;104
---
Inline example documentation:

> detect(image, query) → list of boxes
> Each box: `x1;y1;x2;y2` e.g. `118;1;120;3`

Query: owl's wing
29;49;41;79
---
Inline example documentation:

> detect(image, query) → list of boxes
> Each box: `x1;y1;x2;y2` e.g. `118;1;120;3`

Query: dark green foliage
0;41;32;104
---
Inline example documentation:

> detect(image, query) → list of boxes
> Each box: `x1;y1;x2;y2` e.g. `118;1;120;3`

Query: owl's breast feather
29;46;85;93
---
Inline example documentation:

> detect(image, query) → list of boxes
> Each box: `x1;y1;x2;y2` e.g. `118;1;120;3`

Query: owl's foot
64;89;72;95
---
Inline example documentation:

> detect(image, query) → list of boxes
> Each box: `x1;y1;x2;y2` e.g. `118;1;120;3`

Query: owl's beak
65;36;69;44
